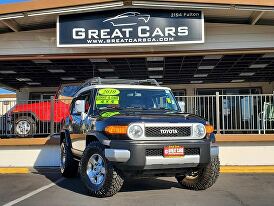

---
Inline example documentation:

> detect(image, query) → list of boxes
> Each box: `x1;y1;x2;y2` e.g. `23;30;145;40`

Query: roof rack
79;77;160;89
74;77;161;95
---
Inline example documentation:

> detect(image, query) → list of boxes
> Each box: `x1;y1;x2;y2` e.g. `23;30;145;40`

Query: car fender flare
87;131;111;147
60;129;72;148
12;111;38;122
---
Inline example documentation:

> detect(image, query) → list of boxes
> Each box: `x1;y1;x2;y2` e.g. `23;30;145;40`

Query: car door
69;90;93;155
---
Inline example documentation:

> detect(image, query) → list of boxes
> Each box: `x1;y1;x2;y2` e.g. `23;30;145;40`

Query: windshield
95;88;179;112
59;85;81;97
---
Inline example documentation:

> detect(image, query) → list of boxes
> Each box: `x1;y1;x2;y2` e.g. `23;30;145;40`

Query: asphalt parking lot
1;171;274;206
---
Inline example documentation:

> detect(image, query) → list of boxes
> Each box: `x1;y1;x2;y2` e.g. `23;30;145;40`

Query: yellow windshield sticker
98;88;120;96
166;98;172;103
101;111;120;118
96;95;119;105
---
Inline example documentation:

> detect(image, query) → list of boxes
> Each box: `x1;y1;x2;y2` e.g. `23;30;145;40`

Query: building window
195;88;263;133
196;88;261;95
172;89;186;97
29;93;55;100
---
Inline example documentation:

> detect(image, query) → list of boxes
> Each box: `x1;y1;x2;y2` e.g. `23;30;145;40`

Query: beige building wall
15;81;274;102
167;81;274;96
0;94;16;116
16;87;57;102
1;23;274;56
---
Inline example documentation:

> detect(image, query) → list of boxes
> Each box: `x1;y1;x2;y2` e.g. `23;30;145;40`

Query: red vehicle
9;83;80;137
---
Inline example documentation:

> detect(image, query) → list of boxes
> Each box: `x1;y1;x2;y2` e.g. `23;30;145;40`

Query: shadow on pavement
121;177;181;192
33;168;182;197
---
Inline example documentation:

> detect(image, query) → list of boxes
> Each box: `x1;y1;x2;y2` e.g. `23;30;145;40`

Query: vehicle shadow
34;168;182;196
120;177;182;193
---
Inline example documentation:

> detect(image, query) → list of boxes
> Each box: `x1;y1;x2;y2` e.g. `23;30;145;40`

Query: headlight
128;124;143;139
194;124;206;138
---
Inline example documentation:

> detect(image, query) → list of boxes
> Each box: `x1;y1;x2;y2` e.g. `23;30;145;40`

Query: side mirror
75;100;85;114
178;101;185;113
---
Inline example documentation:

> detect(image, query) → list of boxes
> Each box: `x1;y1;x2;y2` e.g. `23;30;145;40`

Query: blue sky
0;0;30;5
0;88;15;94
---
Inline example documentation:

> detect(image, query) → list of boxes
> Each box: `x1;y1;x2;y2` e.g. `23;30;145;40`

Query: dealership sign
57;9;204;47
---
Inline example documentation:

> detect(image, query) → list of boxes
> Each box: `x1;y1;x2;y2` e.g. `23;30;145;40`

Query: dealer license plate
164;145;184;158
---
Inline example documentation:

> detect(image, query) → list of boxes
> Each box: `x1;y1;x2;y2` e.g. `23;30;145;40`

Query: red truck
9;83;80;137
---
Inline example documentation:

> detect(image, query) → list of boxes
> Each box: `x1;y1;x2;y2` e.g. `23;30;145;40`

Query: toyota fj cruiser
60;78;219;197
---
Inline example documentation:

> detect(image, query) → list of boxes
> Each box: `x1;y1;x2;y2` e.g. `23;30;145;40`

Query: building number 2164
171;12;200;18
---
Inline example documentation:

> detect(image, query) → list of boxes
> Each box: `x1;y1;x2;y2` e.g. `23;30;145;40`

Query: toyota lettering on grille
160;129;178;134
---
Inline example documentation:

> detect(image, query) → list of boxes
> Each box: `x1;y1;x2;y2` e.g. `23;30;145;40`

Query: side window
71;91;92;115
172;90;186;97
89;89;95;114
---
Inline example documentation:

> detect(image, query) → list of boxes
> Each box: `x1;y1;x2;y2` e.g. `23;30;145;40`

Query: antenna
92;64;95;78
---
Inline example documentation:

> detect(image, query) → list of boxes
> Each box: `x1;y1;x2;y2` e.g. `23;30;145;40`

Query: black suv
60;78;219;198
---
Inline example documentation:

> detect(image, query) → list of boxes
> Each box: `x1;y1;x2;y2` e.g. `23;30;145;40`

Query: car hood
95;111;206;129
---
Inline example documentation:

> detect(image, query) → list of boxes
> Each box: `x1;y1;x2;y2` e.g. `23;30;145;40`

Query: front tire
176;156;220;190
60;138;79;178
80;142;124;198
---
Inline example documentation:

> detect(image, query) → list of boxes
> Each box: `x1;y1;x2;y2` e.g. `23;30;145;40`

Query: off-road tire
176;156;220;190
60;138;79;178
14;116;36;137
80;142;124;198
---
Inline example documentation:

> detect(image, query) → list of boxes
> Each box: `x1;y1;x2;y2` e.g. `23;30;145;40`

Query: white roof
75;84;171;96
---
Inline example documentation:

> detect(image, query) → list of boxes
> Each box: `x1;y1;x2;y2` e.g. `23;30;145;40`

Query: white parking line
2;178;65;206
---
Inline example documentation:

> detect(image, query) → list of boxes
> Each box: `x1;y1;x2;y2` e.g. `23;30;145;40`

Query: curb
1;166;274;174
0;168;29;174
220;166;274;173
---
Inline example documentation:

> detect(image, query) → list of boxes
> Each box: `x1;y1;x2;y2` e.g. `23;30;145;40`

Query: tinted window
95;88;179;112
60;85;81;97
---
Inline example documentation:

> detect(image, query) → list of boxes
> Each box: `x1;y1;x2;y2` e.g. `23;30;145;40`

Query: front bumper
105;139;216;170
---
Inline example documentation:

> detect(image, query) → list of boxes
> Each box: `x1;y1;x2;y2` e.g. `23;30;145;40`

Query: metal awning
0;53;273;89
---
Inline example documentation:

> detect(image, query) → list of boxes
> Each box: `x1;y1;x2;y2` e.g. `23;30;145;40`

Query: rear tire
80;142;124;198
14;116;36;137
176;156;220;190
60;138;79;178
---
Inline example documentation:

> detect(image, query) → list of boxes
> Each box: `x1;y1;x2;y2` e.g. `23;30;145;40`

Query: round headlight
194;124;206;138
128;125;143;139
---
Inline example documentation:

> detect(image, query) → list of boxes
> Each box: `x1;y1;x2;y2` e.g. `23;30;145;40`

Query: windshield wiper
150;107;177;112
98;106;121;111
123;106;148;110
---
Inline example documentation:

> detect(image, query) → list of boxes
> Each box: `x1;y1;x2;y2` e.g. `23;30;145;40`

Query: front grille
146;148;164;156
145;126;191;137
185;148;200;155
145;148;200;156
